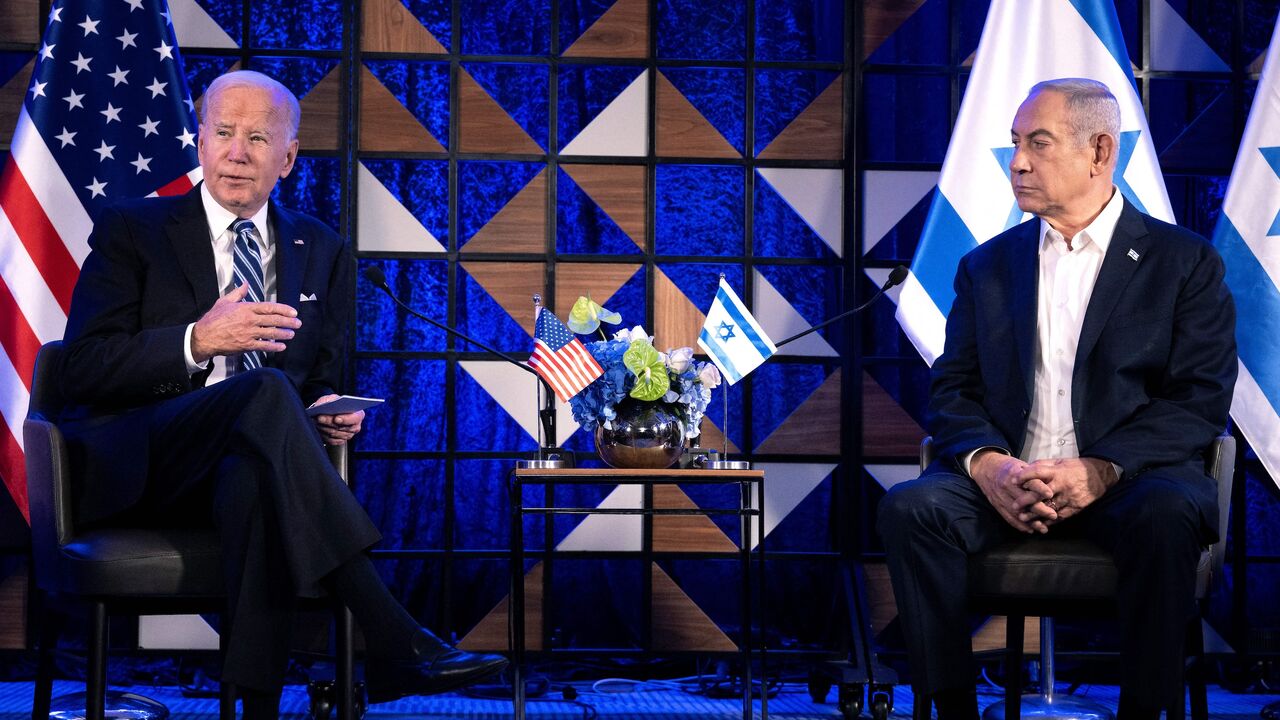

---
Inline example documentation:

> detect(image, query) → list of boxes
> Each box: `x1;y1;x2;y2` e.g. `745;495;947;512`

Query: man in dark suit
878;78;1237;720
56;70;505;718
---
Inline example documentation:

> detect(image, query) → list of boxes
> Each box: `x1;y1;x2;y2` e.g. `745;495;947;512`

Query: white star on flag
146;78;166;97
130;153;152;173
54;127;77;147
154;40;172;60
138;116;159;136
108;66;128;85
70;52;92;73
94;140;115;160
77;15;99;35
123;0;144;10
29;79;47;98
101;102;122;122
176;129;195;148
39;43;55;61
117;29;137;48
62;88;84;109
85;177;107;197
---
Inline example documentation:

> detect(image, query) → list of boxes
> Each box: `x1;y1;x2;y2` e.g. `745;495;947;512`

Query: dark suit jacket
926;199;1237;535
56;185;353;521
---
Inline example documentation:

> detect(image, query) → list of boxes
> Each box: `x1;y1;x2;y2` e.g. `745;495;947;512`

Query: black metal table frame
508;467;768;720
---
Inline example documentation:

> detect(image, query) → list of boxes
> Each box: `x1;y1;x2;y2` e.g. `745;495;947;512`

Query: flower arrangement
564;296;721;439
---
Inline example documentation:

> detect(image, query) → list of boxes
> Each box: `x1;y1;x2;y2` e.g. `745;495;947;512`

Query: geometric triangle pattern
750;462;837;549
660;68;744;155
361;0;447;53
559;65;646;152
560;70;649;157
461;63;549;152
754;369;842;455
755;168;843;257
557;168;644;254
861;0;928;61
0;58;33;146
169;0;238;49
562;0;649;58
861;170;939;256
458;261;547;339
752;269;839;358
356;161;446;253
1149;0;1229;72
758;73;843;160
656;71;739;158
461;169;547;254
458;67;543;154
650;564;738;651
458;161;545;247
360;64;447;152
296;66;343;151
458;360;581;447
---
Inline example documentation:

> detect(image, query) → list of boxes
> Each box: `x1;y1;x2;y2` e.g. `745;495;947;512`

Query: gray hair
1027;78;1121;147
201;70;300;141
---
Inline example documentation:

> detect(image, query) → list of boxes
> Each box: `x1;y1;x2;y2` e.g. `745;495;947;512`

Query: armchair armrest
24;417;75;582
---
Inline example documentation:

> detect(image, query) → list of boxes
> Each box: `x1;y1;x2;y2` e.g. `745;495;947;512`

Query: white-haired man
57;70;506;718
878;78;1236;720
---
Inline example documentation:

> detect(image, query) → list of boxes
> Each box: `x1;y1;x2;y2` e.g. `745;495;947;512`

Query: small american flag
0;0;200;522
529;306;603;403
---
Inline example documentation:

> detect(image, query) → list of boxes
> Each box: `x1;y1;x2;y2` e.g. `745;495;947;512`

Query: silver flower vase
594;397;685;469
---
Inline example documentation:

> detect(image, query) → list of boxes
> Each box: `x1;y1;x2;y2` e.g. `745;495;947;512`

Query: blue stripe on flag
910;191;979;317
1214;215;1280;419
699;327;743;383
1066;0;1138;89
716;287;774;357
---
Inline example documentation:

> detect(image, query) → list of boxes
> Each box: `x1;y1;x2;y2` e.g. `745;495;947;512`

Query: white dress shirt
964;188;1125;478
183;184;277;383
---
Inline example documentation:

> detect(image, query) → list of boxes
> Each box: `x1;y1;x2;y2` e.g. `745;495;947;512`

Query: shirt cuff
1110;461;1124;482
962;446;1010;477
184;323;210;374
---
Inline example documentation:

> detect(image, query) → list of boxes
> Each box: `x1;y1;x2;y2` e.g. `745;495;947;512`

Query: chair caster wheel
870;687;893;720
807;671;833;703
307;680;334;720
838;683;865;719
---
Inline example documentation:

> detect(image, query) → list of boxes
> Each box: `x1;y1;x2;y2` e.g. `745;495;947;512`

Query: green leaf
567;296;622;335
623;340;669;401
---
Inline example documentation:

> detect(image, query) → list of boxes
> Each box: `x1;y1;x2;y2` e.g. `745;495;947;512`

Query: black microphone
774;264;909;349
362;265;560;451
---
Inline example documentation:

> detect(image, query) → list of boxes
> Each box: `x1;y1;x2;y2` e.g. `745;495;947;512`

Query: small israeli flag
698;278;776;385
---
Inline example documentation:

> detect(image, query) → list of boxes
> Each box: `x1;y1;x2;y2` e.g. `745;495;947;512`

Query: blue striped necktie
231;219;265;372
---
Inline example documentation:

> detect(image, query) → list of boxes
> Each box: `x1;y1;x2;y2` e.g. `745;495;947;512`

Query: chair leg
86;602;107;720
1186;615;1207;720
335;605;355;720
218;614;237;720
31;591;56;720
1005;614;1025;720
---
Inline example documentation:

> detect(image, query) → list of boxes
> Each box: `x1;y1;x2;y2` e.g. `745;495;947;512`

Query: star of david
1260;146;1280;236
717;321;736;341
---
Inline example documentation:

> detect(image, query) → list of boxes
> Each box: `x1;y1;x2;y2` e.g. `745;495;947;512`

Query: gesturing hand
310;394;365;446
970;449;1055;534
191;284;302;363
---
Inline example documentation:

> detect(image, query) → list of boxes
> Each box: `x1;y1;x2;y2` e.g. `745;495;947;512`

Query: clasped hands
970;450;1118;534
190;284;364;445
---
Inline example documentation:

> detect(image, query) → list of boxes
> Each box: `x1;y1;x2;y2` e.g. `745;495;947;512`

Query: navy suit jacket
926;199;1237;536
56;185;353;521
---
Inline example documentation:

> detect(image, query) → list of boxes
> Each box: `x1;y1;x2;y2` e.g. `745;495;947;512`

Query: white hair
201;70;300;140
1027;78;1121;146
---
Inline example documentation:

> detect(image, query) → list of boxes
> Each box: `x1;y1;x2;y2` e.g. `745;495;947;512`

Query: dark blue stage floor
0;681;1277;719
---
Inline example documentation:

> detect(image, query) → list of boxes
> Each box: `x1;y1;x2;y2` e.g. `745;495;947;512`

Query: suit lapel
1010;221;1040;406
166;186;220;311
269;203;310;368
1074;200;1150;369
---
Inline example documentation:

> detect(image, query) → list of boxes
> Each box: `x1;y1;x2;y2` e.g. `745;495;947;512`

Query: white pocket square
300;293;318;302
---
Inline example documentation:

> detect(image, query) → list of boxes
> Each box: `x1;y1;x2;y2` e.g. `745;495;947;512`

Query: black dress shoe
365;648;509;703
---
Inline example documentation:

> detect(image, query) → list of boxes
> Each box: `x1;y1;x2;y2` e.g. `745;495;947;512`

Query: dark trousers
62;368;381;691
877;466;1207;712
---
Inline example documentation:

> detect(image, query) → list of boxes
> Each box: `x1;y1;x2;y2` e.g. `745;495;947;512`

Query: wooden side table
509;466;768;720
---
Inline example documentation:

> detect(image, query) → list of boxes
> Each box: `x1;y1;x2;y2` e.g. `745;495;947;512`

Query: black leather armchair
915;435;1234;720
24;341;358;720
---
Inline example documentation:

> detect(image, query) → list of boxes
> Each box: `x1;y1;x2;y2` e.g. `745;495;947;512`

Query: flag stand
519;294;569;469
705;385;749;470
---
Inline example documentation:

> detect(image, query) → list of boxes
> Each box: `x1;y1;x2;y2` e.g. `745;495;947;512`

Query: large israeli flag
895;0;1173;365
1211;18;1280;488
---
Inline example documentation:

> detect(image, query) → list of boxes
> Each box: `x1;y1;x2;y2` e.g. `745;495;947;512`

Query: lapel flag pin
1127;248;1140;262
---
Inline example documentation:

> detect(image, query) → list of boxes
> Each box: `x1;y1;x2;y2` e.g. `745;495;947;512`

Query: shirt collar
200;182;270;248
1039;186;1124;256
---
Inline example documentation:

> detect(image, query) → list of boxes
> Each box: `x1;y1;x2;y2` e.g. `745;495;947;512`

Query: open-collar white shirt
182;184;277;382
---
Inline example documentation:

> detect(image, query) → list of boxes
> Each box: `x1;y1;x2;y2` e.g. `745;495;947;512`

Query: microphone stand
365;271;565;466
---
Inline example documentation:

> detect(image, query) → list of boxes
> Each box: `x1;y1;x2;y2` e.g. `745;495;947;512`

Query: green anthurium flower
567;296;622;335
623;339;670;401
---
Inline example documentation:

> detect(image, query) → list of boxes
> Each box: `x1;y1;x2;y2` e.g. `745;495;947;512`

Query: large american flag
0;0;201;522
529;306;602;403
